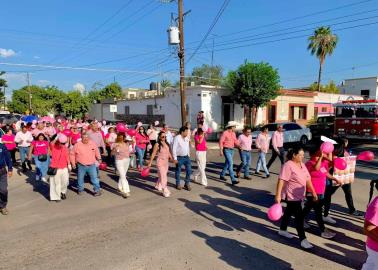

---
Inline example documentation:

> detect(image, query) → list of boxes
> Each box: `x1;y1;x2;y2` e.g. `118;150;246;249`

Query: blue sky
1;0;378;97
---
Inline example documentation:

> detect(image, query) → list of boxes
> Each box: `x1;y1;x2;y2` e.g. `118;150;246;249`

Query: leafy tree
0;71;7;106
308;26;338;92
227;61;281;127
62;91;90;118
188;64;224;86
160;79;172;89
101;82;124;100
309;80;339;93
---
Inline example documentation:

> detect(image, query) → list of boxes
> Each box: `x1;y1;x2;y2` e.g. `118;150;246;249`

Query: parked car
308;115;335;140
252;122;312;147
0;114;19;126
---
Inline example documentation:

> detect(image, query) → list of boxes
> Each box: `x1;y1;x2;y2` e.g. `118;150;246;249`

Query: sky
1;0;378;99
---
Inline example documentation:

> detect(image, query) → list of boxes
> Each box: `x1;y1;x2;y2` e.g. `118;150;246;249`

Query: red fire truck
334;99;378;140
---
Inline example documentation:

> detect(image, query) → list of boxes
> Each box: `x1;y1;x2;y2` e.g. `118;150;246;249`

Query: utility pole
178;0;187;126
27;72;32;113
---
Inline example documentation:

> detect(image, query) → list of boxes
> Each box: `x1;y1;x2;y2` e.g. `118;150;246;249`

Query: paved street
0;143;377;270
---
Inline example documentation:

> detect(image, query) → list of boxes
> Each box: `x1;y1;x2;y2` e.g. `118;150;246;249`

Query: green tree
188;64;224;86
309;80;340;93
62;91;90;118
227;61;281;127
101;82;124;100
160;79;172;89
0;71;7;107
308;26;338;92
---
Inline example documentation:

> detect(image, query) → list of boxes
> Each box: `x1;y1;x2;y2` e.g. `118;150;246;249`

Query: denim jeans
33;155;50;178
256;151;269;175
19;147;29;163
77;163;100;192
221;148;236;182
237;150;251;177
135;146;145;168
175;156;192;186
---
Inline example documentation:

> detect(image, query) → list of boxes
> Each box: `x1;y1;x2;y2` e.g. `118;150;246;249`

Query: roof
344;76;378;81
280;89;317;97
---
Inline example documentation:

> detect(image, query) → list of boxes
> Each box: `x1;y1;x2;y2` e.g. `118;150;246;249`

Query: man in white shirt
172;126;192;191
15;125;33;172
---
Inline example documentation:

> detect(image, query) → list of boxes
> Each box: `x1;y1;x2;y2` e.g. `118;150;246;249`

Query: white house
339;76;378;99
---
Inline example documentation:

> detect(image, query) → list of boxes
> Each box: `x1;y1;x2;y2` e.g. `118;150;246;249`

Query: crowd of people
0;112;376;268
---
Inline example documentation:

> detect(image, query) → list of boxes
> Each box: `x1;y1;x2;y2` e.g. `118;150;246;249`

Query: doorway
222;103;234;126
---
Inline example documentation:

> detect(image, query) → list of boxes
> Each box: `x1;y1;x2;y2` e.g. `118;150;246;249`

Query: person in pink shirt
111;134;131;198
2;127;17;164
28;133;50;185
193;128;207;186
69;126;81;146
32;122;46;138
267;124;285;169
255;127;271;178
87;123;106;155
363;182;378;270
135;126;150;170
105;127;117;165
219;121;240;185
275;146;318;250
236;127;253;180
44;122;56;139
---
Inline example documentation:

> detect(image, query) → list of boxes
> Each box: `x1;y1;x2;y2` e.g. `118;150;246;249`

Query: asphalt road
0;143;377;270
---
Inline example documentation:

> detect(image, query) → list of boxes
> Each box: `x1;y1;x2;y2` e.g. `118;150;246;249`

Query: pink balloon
334;157;347;170
62;129;72;137
320;142;334;154
99;162;107;171
116;123;127;133
357;151;375;161
127;128;137;137
207;127;213;134
267;203;283;221
58;134;68;144
141;167;150;177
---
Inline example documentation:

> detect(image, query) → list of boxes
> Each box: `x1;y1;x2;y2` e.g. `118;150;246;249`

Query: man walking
172;126;192;191
219;121;240;185
70;133;102;196
0;143;13;215
267;124;285;169
236;127;253;180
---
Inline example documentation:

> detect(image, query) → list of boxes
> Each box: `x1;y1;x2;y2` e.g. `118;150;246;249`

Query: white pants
362;246;378;270
49;168;69;201
115;158;130;193
194;151;207;186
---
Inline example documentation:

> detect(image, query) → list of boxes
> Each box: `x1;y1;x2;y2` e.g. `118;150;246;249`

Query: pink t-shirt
219;131;239;149
194;134;207;151
111;143;130;160
71;132;81;145
305;159;329;195
32;140;49;155
280;160;311;201
2;134;16;150
366;196;378;252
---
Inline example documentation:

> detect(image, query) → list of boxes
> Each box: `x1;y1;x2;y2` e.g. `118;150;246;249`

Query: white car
252;122;312;146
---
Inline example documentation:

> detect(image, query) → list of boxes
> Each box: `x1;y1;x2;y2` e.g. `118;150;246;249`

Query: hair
243;126;252;132
138;125;148;136
196;128;204;136
261;126;268;132
308;144;321;157
116;134;125;143
157;131;168;152
179;126;189;134
286;146;304;161
369;180;378;203
184;122;191;128
37;133;47;141
108;127;115;133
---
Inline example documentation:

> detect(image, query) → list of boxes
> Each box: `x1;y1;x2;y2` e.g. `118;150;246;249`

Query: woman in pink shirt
135;126;150;170
69;126;81;147
49;135;70;202
255;127;271;178
193;128;207;186
275;146;318;250
28;133;50;184
112;134;131;198
2;128;17;164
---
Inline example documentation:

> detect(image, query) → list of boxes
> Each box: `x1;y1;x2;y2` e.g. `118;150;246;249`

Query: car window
263;124;277;131
284;123;301;131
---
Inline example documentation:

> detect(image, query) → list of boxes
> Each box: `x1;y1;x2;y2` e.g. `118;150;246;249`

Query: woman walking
49;135;70;202
135;126;150;171
275;146;318;249
28;133;50;184
147;124;158;156
148;131;173;197
193;128;207;186
15;125;33;172
112;134;131;198
2;127;17;164
255;126;271;178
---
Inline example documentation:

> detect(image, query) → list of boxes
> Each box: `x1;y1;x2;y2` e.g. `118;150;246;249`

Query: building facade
339;76;378;99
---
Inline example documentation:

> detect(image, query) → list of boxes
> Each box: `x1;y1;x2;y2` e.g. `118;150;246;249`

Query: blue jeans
77;163;101;192
221;148;236;182
175;156;192;186
135;146;145;168
238;150;251;177
19;147;29;163
33;155;50;178
256;151;269;175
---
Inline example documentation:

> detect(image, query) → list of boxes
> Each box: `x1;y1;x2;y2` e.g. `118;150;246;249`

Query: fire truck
334;99;378;140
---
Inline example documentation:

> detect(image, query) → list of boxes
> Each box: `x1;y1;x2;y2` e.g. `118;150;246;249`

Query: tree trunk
248;106;253;127
317;60;323;92
252;107;257;127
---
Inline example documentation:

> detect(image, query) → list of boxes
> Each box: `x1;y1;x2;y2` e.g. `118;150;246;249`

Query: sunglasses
160;136;166;139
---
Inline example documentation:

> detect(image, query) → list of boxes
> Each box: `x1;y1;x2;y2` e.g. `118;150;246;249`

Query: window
321;107;328;113
290;105;307;121
147;105;153;115
336;106;354;117
298;106;306;119
284;123;301;131
263;124;277;131
355;105;378;117
129;94;135;99
361;90;370;98
124;106;130;115
314;107;318;117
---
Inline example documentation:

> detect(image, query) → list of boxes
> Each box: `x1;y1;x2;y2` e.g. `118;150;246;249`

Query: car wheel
300;135;308;146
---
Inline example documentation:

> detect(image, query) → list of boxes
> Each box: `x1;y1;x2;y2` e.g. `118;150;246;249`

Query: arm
148;144;159;167
314;154;323;171
275;179;285;203
364;221;378;243
272;133;278;152
14;133;21;144
172;137;178;161
95;145;101;161
219;133;225;155
306;179;318;201
70;146;77;167
28;144;34;160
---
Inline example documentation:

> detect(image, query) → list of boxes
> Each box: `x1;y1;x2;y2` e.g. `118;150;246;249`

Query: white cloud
33;56;40;59
73;83;85;94
38;80;51;86
0;48;16;58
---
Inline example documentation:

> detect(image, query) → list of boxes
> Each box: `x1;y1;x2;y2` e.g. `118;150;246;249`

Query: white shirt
166;131;173;145
15;131;34;147
172;135;190;160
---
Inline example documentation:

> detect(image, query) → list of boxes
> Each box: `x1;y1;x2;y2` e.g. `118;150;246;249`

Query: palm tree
308;26;338;92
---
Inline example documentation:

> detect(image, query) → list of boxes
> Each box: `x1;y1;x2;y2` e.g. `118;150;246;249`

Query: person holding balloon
111;133;131;198
148;131;173;197
275;146;318;249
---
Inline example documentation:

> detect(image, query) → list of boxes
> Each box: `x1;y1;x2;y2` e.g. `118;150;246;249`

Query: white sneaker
321;230;336;239
323;216;337;225
41;177;48;183
278;230;294;239
301;239;314;249
304;221;310;229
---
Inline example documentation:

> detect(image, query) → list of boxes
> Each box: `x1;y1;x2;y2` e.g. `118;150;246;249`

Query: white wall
339;77;378;99
315;92;363;103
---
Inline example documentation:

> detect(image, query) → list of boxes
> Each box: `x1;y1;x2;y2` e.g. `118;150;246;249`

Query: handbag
38;154;48;162
47;148;63;176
